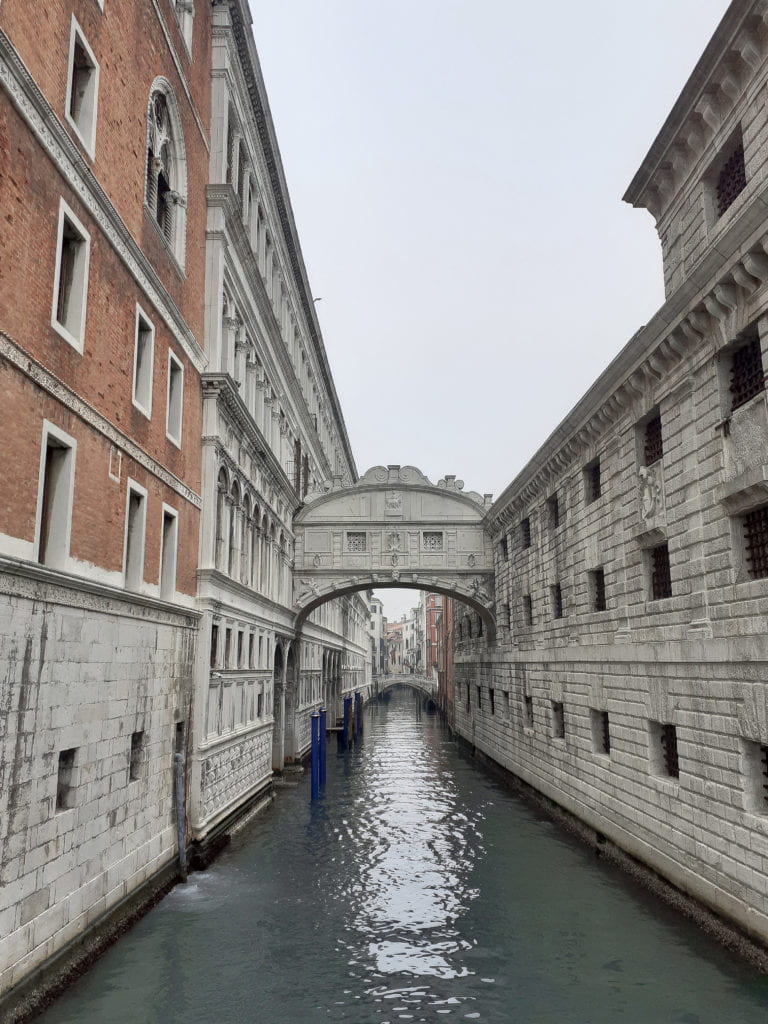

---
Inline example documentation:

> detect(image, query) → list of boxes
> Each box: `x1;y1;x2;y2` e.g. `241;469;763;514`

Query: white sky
250;0;730;620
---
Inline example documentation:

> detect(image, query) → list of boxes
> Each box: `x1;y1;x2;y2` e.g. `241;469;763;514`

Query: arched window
145;82;187;266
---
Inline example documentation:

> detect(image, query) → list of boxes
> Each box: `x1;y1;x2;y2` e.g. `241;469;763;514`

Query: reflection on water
38;688;768;1024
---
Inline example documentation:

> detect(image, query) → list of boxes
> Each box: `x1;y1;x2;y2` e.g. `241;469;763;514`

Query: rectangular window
643;411;663;466
65;19;99;157
650;543;672;600
743;506;768;579
225;628;232;666
257;689;264;719
56;748;76;811
423;531;443;551
521;517;532;549
591;709;610;755
500;536;509;561
742;739;768;814
523;594;533;627
133;306;154;417
160;506;178;600
37;423;76;570
523;694;534;729
550;582;563;619
466;684;470;713
52;200;91;351
649;721;679;779
248;634;255;669
716;139;747;218
124;483;147;591
547;493;560;529
210;623;219;668
590;568;607;612
174;721;185;755
166;351;184;446
584;458;601;504
489;688;495;715
476;685;482;711
552;701;565;740
237;630;244;668
129;730;144;782
729;332;764;412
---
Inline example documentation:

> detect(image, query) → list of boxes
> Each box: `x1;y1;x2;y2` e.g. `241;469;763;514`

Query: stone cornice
220;1;358;481
1;330;203;509
201;371;301;515
487;184;768;535
0;30;207;372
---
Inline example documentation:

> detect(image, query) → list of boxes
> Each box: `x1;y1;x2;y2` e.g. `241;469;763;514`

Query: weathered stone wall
0;567;197;995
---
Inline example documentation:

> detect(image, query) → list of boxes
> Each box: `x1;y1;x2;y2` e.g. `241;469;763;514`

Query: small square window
552;701;565;740
52;200;91;352
584;458;601;504
591;709;610;755
729;333;764;412
423;531;443;552
521;517;532;549
347;531;367;552
133;306;155;417
65;19;99;157
589;568;607;612
166;352;184;446
550;582;563;619
743;506;768;579
649;543;672;600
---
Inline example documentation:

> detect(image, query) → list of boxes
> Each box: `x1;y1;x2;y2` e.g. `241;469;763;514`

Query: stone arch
215;466;229;571
271;641;284;770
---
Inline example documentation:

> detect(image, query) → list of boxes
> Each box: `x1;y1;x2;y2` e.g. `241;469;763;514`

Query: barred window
591;709;610;755
716;141;746;218
744;506;768;579
661;724;679;778
730;334;764;412
650;543;672;600
584;458;601;504
547;493;560;529
423;531;443;552
347;532;367;552
523;694;533;728
590;568;607;612
523;594;533;626
552;701;565;740
643;412;663;466
551;582;563;619
521;517;532;549
500;536;509;561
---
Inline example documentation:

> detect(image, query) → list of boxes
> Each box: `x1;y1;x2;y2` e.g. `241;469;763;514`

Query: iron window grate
347;532;367;552
593;568;606;612
586;460;601;503
730;336;765;411
644;413;663;466
523;595;533;626
524;694;533;728
423;531;443;552
548;493;560;529
744;506;768;579
552;583;563;619
761;745;768;807
661;723;679;778
601;711;610;754
651;543;672;600
716;142;747;217
521;517;531;549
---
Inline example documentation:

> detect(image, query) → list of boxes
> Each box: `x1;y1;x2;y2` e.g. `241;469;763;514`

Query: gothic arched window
145;83;187;266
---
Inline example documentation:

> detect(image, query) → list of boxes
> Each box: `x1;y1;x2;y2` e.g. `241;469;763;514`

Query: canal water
37;688;768;1024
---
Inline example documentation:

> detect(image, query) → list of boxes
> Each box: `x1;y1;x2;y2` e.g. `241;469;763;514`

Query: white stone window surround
51;197;91;353
123;477;148;592
160;501;179;600
132;303;155;419
64;16;100;159
34;419;77;570
166;349;184;447
172;0;194;54
144;79;188;271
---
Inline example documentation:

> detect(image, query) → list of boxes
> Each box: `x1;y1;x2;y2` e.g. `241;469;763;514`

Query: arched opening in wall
271;642;284;771
214;467;228;571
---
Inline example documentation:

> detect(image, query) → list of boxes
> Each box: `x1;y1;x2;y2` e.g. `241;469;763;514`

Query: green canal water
36;688;768;1023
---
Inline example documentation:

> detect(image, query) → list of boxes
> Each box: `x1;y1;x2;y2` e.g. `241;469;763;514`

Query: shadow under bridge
292;465;497;639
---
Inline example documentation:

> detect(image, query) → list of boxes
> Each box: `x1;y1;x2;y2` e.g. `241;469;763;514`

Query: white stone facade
453;0;768;948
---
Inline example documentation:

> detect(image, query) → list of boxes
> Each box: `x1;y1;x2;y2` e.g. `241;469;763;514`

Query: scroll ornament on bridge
296;578;321;604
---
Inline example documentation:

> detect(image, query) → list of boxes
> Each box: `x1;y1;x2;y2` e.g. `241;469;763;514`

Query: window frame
51;198;91;352
65;17;100;159
123;478;148;592
166;349;184;447
132;303;155;418
159;502;179;600
35;420;77;570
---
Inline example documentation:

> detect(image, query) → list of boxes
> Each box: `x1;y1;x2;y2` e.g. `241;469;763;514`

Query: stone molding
1;331;203;509
0;30;206;372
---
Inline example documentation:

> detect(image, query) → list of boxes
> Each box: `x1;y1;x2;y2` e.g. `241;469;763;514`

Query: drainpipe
174;752;188;882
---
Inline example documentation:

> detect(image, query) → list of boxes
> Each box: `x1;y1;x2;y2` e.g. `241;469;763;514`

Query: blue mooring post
342;696;352;749
319;707;327;787
355;691;362;741
310;712;320;800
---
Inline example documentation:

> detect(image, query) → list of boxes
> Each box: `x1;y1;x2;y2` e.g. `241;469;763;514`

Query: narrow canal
38;688;768;1024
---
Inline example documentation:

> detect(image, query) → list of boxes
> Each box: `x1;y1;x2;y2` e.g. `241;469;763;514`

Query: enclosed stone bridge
292;466;496;638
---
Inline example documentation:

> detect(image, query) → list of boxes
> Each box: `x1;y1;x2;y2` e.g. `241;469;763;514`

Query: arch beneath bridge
376;674;437;701
292;465;497;640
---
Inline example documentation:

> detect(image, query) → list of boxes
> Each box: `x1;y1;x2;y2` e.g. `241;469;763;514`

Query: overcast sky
250;0;729;620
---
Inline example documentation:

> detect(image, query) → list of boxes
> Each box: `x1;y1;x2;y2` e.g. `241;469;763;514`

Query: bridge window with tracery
346;532;367;553
423;531;443;552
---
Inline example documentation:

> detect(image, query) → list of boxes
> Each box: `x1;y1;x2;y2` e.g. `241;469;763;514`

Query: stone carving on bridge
304;465;493;508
